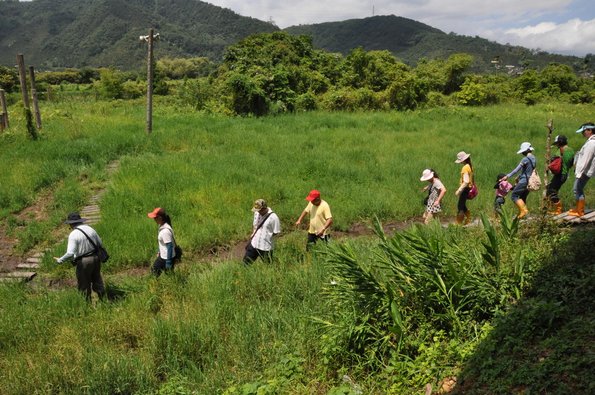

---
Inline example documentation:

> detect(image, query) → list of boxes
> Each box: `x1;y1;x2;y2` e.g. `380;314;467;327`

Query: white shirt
157;223;176;259
250;208;281;251
58;224;102;263
574;135;595;178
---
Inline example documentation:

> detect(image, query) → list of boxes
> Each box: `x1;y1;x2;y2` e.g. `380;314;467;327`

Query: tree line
1;32;593;115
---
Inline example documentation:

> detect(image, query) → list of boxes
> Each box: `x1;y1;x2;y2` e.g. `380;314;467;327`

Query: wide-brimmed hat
306;189;321;202
420;169;434;181
576;122;595;134
147;207;165;218
252;199;268;212
553;135;567;146
517;142;534;154
64;212;86;224
455;151;470;163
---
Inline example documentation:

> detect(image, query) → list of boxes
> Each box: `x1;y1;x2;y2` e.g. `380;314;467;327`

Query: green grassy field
0;100;594;394
1;100;593;266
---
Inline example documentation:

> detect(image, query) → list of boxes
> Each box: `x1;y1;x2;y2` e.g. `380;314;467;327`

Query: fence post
0;89;8;130
17;54;37;139
29;66;42;130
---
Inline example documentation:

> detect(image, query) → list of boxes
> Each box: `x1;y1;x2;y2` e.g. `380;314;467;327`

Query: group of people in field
53;122;594;301
420;122;595;225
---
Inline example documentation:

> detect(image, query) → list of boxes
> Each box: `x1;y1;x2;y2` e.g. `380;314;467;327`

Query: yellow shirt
305;200;332;235
460;164;474;186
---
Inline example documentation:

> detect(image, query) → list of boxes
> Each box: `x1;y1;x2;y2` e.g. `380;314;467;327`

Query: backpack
547;156;562;174
528;170;541;191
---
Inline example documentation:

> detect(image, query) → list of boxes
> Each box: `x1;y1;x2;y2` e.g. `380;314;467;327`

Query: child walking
494;173;513;214
420;169;446;224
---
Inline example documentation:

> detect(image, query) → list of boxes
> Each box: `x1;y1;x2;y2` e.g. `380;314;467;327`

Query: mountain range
0;0;589;72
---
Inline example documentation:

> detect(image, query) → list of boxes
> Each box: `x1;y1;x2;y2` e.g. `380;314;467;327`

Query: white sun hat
420;169;434;181
455;151;470;163
516;142;534;154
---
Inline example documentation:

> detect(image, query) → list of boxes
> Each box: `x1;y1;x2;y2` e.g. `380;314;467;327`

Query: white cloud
205;1;593;56
484;18;595;56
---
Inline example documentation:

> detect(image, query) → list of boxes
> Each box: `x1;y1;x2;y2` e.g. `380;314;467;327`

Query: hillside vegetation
1;1;593;73
0;0;277;69
285;16;594;73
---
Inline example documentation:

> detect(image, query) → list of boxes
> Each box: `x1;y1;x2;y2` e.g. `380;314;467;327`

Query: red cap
305;190;320;202
147;207;164;218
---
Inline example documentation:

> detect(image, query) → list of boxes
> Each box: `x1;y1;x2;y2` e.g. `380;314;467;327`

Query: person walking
568;123;595;217
243;199;281;264
54;212;105;302
295;189;333;249
454;151;475;224
493;173;513;214
546;135;574;215
420;169;446;224
500;142;537;219
147;207;178;276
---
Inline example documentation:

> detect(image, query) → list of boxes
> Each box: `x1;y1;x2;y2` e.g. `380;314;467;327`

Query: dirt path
0;161;120;281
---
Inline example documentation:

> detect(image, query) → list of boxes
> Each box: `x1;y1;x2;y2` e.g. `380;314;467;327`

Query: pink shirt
496;181;513;197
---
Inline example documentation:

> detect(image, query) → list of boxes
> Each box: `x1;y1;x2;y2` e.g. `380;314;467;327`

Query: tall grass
1;100;593;263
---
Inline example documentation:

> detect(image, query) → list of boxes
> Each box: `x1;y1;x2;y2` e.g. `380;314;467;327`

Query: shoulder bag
246;211;273;250
77;228;110;263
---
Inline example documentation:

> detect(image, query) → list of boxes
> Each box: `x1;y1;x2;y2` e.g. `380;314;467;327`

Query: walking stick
542;119;554;209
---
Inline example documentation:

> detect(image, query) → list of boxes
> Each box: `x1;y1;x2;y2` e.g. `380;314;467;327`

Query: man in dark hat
54;212;105;301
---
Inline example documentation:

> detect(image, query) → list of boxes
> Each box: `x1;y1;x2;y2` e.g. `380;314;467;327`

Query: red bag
548;156;562;174
467;184;478;200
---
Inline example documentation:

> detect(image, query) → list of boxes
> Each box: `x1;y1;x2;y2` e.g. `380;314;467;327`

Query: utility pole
140;28;159;134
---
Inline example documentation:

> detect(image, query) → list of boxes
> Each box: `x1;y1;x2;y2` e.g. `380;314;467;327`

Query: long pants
306;233;329;251
573;174;590;200
494;196;506;214
546;173;567;203
152;256;174;277
76;255;104;302
243;244;273;264
510;181;529;203
457;187;470;214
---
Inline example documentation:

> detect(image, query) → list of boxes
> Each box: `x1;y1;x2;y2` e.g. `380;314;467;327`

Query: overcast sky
205;0;595;57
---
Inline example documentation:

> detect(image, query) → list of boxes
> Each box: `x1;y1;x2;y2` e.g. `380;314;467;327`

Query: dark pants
546;173;567;203
511;181;529;203
306;233;329;250
457;187;470;214
494;196;506;214
152;256;174;277
243;244;273;265
75;255;104;302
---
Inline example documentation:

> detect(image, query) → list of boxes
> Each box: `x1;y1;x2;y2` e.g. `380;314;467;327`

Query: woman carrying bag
147;207;178;276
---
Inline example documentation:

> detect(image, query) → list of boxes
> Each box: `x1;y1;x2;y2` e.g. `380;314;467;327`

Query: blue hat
576;123;595;134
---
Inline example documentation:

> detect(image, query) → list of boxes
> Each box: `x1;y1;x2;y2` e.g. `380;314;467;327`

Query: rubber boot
548;201;562;216
515;199;529;219
455;212;465;224
568;199;585;217
464;210;471;225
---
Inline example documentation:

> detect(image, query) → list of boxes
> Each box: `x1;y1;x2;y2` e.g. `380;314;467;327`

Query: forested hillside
1;1;593;73
0;0;278;69
284;15;593;73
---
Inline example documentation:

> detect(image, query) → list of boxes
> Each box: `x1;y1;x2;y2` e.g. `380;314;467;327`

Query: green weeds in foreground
1;218;589;394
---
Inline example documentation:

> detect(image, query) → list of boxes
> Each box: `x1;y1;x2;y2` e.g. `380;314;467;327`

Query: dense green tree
539;63;579;95
0;65;18;93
